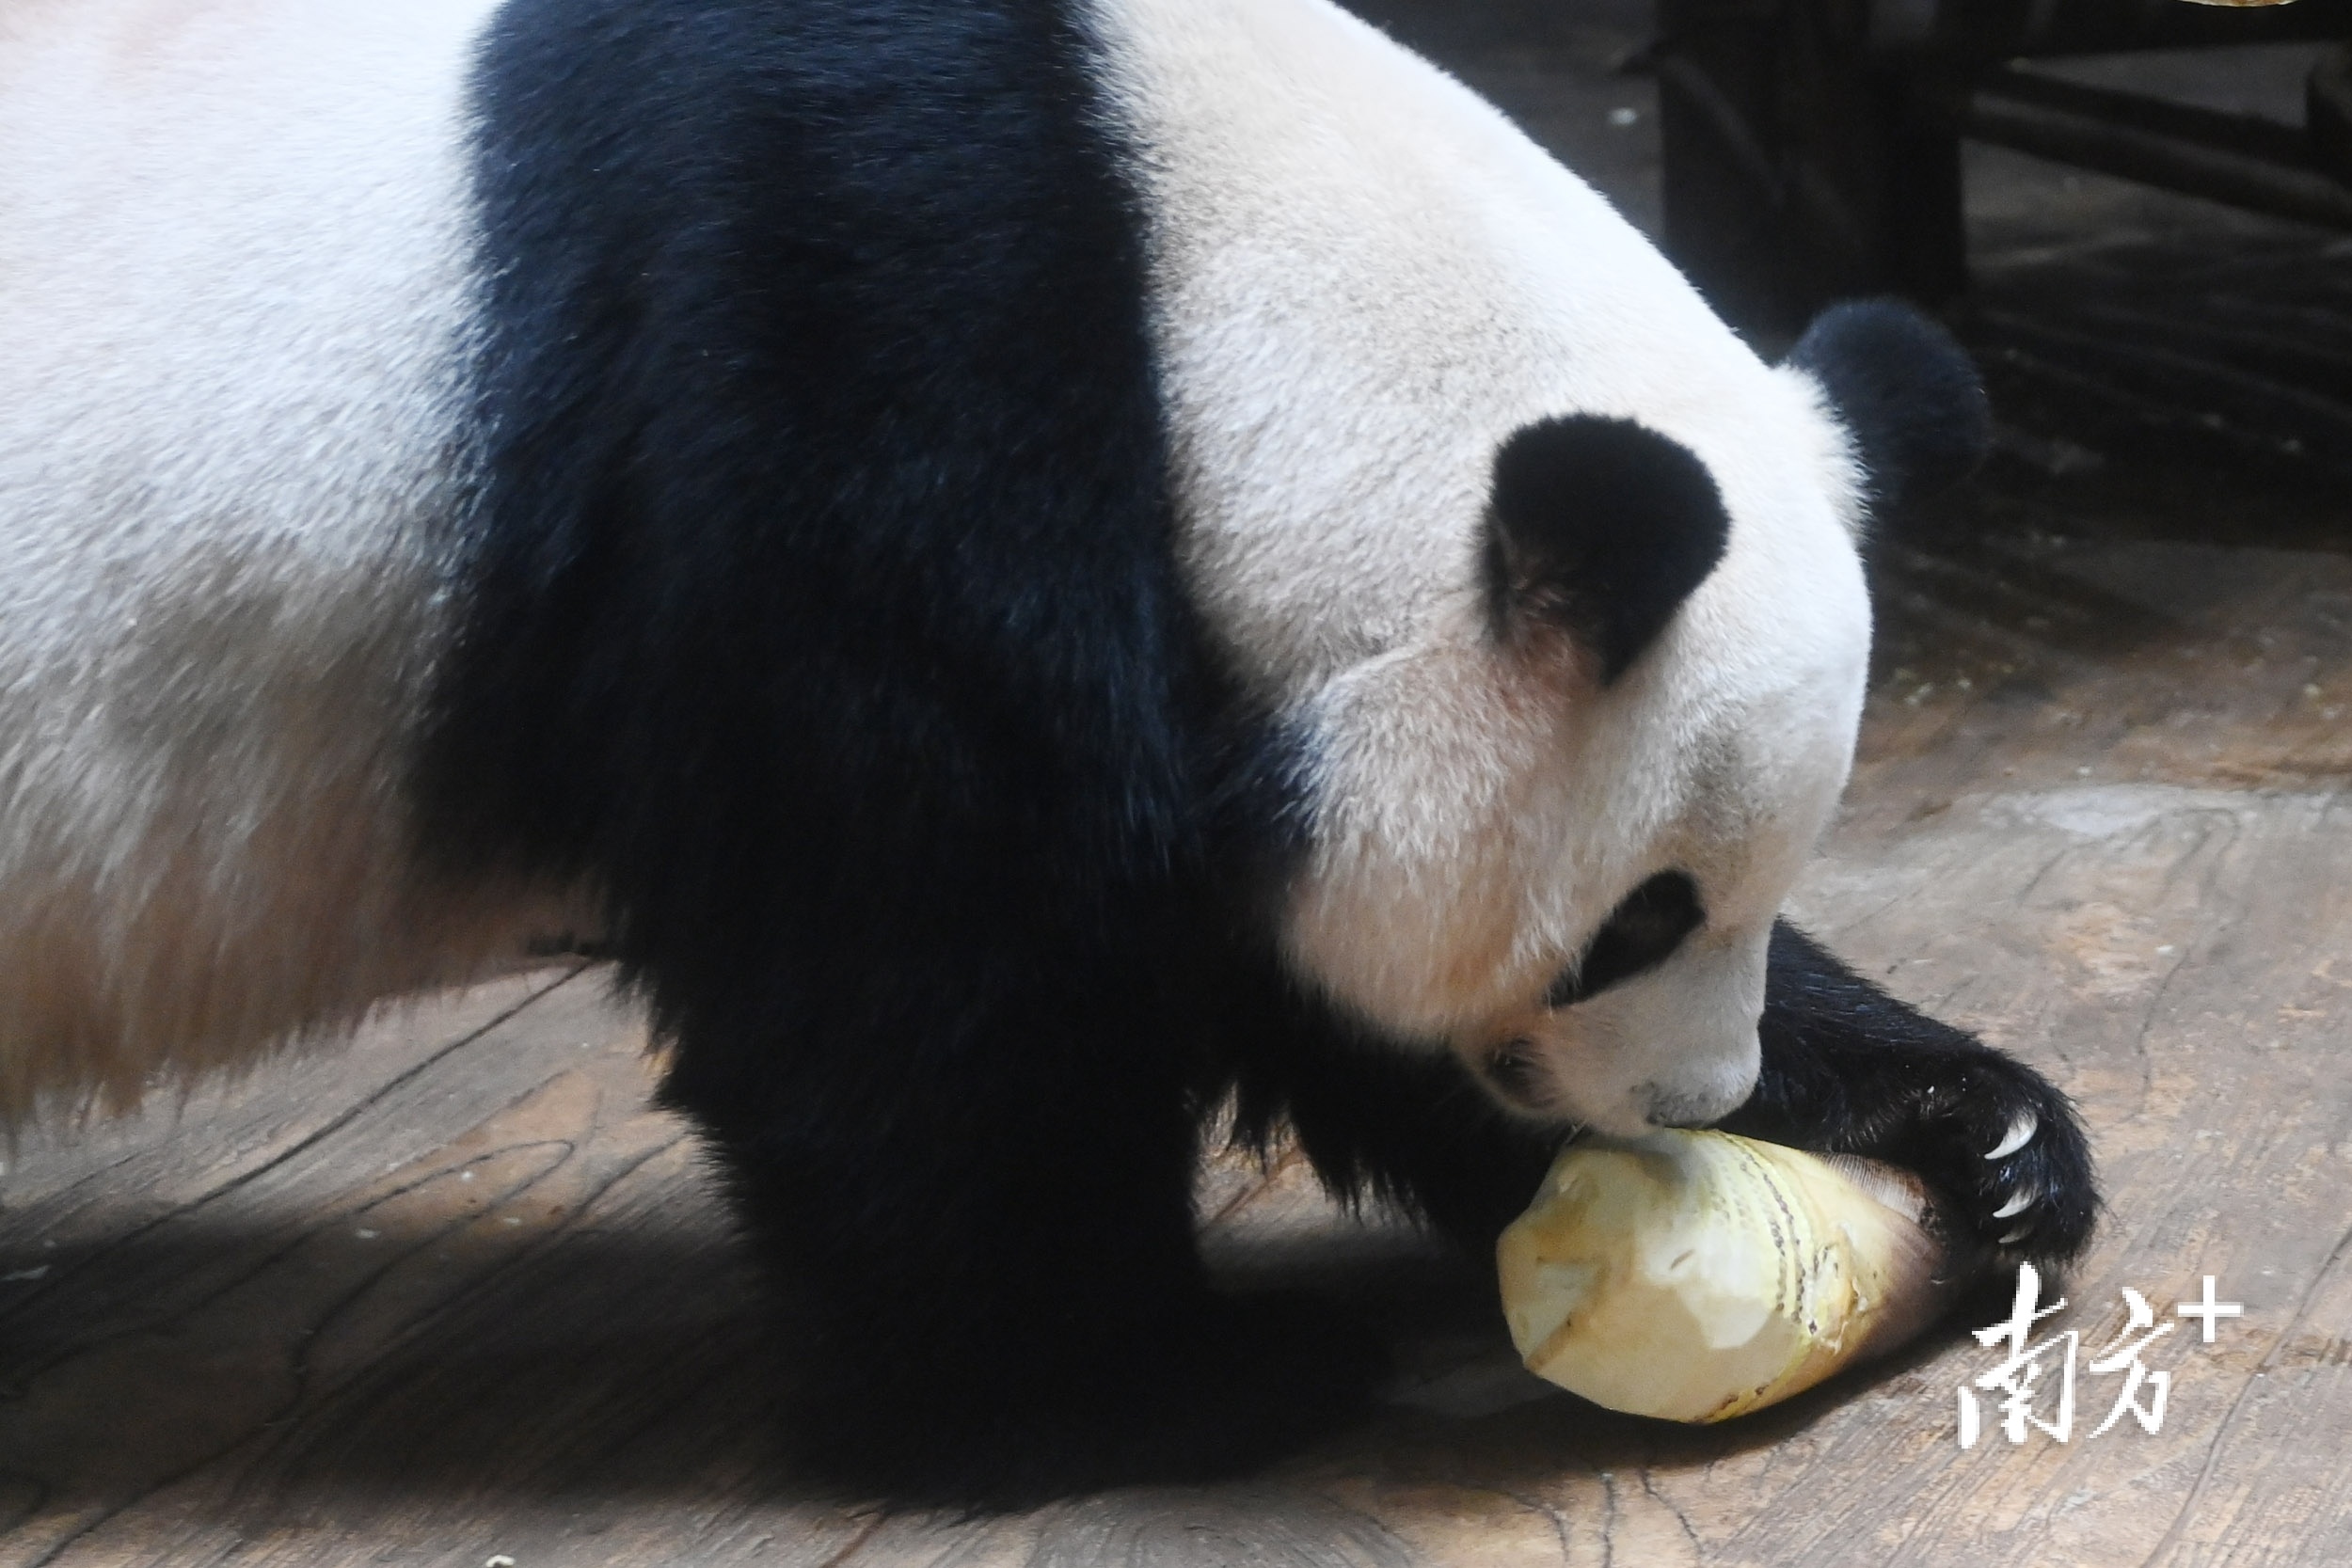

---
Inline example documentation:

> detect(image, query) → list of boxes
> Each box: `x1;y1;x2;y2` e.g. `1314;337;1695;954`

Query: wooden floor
10;13;2352;1568
9;499;2352;1567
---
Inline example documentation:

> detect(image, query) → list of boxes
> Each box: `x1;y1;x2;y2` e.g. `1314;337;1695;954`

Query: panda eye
1546;871;1704;1008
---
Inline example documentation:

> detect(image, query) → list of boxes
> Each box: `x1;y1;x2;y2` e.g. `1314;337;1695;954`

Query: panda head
1276;299;1988;1138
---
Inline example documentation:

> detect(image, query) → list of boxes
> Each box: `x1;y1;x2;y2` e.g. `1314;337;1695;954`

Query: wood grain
6;525;2350;1567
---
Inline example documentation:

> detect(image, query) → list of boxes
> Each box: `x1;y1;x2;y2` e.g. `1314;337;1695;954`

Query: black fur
1483;416;1732;682
1784;299;1993;515
1220;953;1567;1250
1242;920;2097;1270
1545;869;1705;1007
437;0;1360;1511
426;0;2086;1511
1723;924;2098;1272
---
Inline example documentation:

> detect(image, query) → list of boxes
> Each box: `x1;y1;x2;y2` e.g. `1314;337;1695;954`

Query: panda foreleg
1721;920;2099;1278
1220;962;1568;1254
654;961;1385;1512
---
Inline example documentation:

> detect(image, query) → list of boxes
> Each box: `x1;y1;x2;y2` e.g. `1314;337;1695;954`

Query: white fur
0;0;1871;1139
1089;0;1875;1134
0;0;564;1121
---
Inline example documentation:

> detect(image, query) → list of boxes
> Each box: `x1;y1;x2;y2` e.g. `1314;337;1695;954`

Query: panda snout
1637;1078;1753;1130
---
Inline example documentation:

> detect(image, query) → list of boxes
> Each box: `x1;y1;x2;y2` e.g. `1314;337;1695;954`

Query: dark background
1339;1;2351;536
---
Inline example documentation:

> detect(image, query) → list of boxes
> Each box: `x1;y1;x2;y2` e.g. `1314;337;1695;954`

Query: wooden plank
7;537;2348;1567
0;967;874;1568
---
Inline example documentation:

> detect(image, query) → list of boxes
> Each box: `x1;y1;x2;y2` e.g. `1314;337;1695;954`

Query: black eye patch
1546;871;1704;1008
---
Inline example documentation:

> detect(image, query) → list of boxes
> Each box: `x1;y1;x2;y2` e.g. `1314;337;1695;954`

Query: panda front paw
1744;925;2099;1284
1899;1056;2097;1277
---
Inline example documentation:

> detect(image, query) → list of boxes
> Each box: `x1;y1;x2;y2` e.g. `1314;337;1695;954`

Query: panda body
0;0;2092;1510
0;0;1858;1132
0;0;531;1115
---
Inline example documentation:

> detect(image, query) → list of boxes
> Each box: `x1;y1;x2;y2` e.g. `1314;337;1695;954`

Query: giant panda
0;0;2094;1511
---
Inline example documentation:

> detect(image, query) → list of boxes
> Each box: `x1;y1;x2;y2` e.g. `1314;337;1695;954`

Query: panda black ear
1483;415;1730;685
1784;298;1991;516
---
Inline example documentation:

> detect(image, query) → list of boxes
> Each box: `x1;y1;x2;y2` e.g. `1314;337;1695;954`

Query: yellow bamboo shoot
1497;1131;1954;1423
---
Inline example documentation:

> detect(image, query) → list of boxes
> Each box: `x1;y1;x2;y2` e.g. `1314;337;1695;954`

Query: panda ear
1483;415;1730;684
1783;298;1991;516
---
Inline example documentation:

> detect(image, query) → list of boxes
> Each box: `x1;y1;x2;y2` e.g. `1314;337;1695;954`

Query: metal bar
2315;44;2352;179
1870;0;2352;61
1973;65;2311;162
1949;73;2352;230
